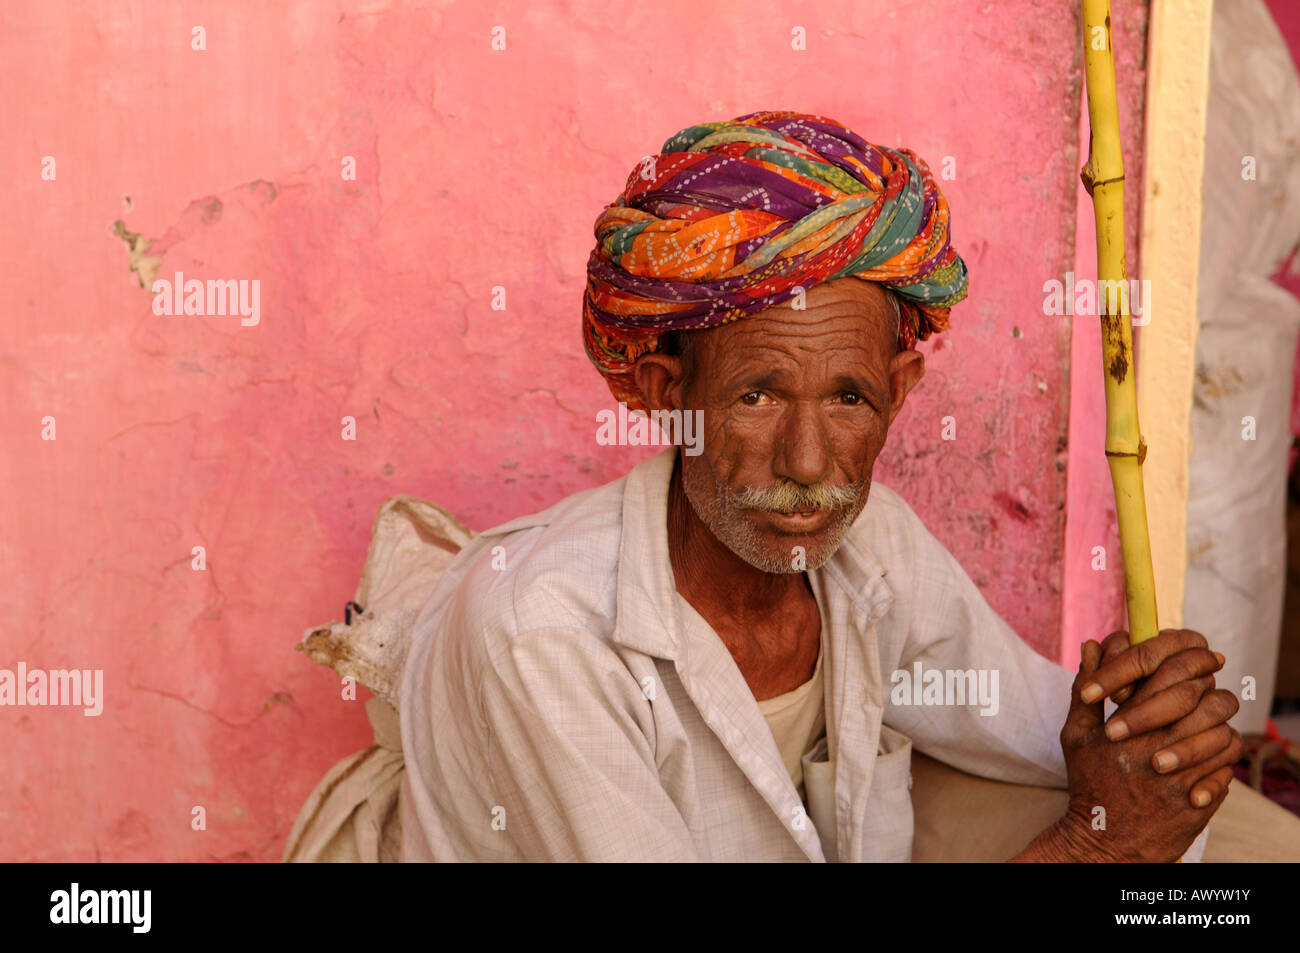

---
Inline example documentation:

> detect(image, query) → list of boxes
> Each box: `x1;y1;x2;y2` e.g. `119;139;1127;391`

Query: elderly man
399;110;1242;862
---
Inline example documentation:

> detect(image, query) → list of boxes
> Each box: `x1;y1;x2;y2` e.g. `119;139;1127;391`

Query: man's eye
740;391;767;406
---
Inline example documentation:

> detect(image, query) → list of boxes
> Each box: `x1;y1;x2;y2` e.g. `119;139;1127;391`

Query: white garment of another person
399;447;1073;862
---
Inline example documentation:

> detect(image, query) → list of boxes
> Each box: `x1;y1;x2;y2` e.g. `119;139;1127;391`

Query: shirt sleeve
880;497;1074;789
400;570;704;862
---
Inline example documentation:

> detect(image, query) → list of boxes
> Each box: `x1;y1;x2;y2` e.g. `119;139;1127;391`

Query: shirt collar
612;448;895;659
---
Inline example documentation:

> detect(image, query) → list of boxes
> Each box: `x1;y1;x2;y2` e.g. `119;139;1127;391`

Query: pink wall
1;0;1144;861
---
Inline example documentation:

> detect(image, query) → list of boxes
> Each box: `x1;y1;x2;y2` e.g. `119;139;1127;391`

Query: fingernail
1192;789;1211;808
1154;751;1178;772
1213;652;1225;666
1081;683;1103;704
1105;719;1129;741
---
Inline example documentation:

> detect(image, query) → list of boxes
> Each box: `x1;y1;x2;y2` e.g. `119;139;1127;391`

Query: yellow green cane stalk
1080;0;1160;645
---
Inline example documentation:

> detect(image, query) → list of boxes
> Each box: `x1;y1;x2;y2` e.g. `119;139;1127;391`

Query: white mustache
730;480;862;512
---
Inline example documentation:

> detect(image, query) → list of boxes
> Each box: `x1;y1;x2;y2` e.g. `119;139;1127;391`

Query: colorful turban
582;110;970;411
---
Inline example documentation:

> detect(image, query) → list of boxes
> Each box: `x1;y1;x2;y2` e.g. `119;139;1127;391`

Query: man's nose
773;402;834;488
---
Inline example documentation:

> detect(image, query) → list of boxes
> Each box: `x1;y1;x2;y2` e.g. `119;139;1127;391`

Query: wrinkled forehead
723;279;897;347
689;279;901;374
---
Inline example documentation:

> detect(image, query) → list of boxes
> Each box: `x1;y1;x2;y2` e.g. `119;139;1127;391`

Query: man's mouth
764;508;831;532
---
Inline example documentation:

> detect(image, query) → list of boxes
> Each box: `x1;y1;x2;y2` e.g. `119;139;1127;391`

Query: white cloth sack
282;496;473;862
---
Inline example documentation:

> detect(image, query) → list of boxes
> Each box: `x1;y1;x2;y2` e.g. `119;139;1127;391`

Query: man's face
657;279;923;574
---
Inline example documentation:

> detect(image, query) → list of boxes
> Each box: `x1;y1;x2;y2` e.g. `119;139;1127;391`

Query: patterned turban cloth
582;110;970;412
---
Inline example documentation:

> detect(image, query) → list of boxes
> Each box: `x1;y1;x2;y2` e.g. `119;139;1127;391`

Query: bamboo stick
1080;0;1160;645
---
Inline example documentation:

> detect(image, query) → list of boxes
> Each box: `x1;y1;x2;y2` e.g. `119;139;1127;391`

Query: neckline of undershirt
755;635;824;714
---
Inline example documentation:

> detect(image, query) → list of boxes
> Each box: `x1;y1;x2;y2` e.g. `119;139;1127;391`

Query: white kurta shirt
400;447;1074;862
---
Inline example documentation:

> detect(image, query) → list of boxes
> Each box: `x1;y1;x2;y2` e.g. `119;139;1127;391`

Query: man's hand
1058;631;1242;861
1090;629;1240;790
1014;629;1243;862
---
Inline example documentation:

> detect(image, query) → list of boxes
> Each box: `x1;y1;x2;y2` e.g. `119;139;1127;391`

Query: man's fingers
1189;764;1238;810
1150;723;1235;775
1187;760;1240;810
1118;648;1224;712
1098;631;1136;704
1079;629;1210;704
1105;675;1215;740
1099;630;1131;660
1111;684;1136;706
1063;639;1106;745
1156;689;1241;750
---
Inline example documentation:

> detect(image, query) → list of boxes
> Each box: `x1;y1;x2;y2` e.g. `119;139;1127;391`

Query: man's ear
633;353;689;413
886;349;925;427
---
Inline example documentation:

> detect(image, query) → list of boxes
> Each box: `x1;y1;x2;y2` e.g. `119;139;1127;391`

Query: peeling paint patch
262;691;294;711
110;219;163;291
246;179;279;203
993;491;1034;522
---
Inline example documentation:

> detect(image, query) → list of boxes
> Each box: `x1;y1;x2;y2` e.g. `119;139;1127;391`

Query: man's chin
740;524;844;573
740;545;837;574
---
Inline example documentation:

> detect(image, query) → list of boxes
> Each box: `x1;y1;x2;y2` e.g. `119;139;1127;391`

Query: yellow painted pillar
1135;0;1215;629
